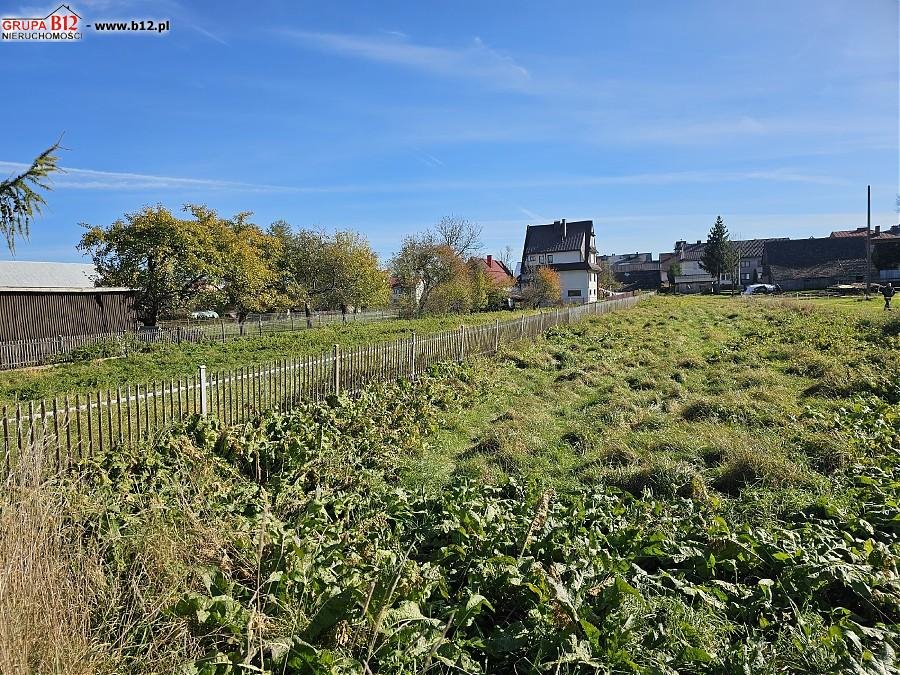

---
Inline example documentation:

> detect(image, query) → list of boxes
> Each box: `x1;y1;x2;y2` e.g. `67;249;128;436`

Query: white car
742;284;777;296
190;310;219;320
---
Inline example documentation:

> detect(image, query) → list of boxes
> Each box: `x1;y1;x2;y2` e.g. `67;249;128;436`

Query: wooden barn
0;261;137;341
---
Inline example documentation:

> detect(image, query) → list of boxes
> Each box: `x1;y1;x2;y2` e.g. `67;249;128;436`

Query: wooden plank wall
0;290;138;341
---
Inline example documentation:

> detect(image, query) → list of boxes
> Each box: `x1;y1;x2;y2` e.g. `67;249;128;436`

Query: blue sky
2;0;897;264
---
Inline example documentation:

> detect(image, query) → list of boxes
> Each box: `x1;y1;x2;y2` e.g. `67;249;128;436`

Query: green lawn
0;307;540;404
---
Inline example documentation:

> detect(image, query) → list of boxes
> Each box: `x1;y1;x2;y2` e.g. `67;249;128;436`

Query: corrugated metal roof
0;261;98;289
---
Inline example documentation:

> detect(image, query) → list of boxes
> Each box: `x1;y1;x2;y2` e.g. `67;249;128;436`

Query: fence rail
1;293;646;478
0;308;401;371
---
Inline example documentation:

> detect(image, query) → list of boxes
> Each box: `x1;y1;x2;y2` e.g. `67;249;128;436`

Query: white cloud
0;162;292;192
281;30;531;89
0;161;851;194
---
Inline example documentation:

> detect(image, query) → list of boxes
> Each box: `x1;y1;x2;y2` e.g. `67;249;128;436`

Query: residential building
667;238;787;292
519;219;600;303
389;276;424;305
599;252;662;291
599;252;654;271
0;261;137;341
829;224;900;238
829;224;900;283
473;254;514;287
762;237;867;290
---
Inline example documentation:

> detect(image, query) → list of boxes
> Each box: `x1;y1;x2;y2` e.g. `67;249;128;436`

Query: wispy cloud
281;31;531;89
0;161;849;194
516;206;547;222
0;162;292;192
411;147;445;168
190;24;228;45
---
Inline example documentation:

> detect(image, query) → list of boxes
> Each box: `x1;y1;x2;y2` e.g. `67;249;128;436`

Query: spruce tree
0;140;62;253
700;216;733;292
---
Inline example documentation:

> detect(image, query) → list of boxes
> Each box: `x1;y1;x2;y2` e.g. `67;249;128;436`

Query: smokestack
486;254;492;266
875;226;881;235
561;218;567;238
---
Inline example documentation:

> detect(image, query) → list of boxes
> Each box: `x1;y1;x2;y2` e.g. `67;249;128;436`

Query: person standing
882;282;895;311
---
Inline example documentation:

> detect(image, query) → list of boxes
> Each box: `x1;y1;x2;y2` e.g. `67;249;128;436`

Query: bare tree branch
433;216;483;258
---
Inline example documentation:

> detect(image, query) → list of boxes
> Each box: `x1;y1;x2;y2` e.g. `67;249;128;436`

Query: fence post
333;344;341;393
458;325;465;361
494;318;501;352
220;320;226;343
258;316;263;335
57;334;63;356
520;314;526;339
410;332;417;375
198;364;208;416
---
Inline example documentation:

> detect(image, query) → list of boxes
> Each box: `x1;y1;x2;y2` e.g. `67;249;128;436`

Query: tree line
78;205;391;326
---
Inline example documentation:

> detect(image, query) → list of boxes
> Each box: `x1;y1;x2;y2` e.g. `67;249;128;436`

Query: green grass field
0;307;539;404
2;295;898;673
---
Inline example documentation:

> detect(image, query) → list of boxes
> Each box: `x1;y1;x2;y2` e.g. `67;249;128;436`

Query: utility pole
866;185;872;300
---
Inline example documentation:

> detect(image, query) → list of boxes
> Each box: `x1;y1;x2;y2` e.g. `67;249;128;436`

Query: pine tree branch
0;136;64;253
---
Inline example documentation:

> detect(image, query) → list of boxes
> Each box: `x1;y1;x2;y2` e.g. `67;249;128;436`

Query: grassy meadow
2;295;898;673
0;307;539;404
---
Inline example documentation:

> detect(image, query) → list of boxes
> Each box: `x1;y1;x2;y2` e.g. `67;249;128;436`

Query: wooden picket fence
0;308;401;371
1;293;645;477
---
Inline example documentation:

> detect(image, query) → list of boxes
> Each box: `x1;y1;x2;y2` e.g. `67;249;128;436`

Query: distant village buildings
589;223;900;294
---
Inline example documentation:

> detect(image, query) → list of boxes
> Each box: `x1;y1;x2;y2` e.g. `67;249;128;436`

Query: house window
547;255;553;263
539;255;545;264
567;289;582;297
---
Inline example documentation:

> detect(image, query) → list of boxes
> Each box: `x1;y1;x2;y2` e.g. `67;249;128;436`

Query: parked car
189;310;219;320
742;284;778;296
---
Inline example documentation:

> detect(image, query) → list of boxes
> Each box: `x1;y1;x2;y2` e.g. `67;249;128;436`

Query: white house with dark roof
519;219;600;303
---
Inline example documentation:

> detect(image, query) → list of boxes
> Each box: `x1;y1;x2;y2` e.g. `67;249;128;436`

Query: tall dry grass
0;443;103;674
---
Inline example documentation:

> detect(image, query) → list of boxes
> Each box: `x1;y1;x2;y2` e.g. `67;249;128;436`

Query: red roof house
474;255;514;286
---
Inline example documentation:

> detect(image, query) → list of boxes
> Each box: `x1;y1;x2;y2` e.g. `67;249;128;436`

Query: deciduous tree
598;262;622;293
272;225;389;311
523;266;561;307
390;235;458;316
185;206;285;323
433;216;483;258
667;261;682;292
78;205;212;326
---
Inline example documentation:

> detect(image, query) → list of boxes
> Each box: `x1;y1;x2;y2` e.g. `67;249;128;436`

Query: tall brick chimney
486;254;493;267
